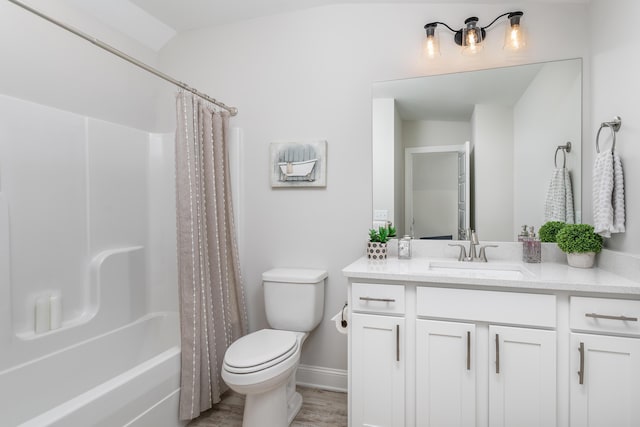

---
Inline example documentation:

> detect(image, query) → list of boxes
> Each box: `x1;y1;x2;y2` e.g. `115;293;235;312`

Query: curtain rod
7;0;238;116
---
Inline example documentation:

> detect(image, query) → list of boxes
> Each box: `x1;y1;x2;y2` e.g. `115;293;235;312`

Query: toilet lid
224;329;298;373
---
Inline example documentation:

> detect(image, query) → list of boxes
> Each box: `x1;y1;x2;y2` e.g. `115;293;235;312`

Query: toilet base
241;372;302;427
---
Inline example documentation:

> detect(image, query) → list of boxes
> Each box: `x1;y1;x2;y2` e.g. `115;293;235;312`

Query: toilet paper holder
340;302;348;328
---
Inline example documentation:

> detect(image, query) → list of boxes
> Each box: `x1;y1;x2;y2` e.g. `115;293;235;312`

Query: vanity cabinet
350;283;405;427
569;297;640;427
416;288;557;427
416;319;476;427
344;253;640;427
489;325;556;427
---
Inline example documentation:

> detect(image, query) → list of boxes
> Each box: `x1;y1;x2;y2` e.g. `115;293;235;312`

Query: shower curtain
174;91;248;420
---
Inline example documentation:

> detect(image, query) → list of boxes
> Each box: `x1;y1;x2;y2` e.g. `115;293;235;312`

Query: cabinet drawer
570;296;640;336
351;283;405;315
417;287;556;328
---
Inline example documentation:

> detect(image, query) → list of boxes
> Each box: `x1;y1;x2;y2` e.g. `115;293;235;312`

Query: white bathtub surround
1;312;182;427
49;294;62;330
34;295;51;334
175;92;248;421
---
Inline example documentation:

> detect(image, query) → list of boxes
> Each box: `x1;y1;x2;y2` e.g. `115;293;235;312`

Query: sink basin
426;260;531;280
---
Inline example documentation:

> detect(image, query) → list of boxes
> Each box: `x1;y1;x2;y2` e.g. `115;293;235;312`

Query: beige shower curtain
174;91;248;421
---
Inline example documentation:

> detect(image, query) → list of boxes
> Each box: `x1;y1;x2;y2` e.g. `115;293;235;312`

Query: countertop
343;255;640;295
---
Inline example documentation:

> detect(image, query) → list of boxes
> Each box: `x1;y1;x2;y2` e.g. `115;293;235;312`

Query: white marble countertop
343;241;640;295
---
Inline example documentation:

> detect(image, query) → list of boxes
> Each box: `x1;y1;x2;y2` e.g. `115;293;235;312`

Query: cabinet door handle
396;324;400;362
359;296;396;303
466;331;471;371
578;342;585;385
495;334;500;374
585;312;638;322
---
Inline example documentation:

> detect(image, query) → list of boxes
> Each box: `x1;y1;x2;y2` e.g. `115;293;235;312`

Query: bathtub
0;312;185;427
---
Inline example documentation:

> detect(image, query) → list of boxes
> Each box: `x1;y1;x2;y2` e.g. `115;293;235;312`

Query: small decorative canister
398;235;412;259
367;241;387;260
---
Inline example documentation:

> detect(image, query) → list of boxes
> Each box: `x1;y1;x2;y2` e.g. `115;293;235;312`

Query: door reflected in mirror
372;58;582;242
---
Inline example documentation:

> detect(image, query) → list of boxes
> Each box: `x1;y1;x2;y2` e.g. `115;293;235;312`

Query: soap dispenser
517;225;528;242
522;226;541;263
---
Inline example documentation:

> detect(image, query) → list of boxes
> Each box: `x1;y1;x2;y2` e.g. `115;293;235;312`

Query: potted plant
367;225;392;260
555;224;603;268
539;221;566;243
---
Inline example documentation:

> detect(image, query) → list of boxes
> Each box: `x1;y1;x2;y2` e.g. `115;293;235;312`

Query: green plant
539;221;566;243
369;226;390;244
556;224;603;254
387;224;397;238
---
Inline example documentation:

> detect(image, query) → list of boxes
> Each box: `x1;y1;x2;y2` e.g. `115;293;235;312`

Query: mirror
372;58;582;242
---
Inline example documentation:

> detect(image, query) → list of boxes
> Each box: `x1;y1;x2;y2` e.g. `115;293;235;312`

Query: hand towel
544;167;575;224
593;148;625;238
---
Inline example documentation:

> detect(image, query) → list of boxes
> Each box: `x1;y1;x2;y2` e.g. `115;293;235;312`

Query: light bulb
423;24;440;59
423;36;439;58
504;12;526;51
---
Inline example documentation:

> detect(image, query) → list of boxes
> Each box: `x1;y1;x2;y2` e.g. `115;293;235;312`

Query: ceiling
62;0;589;51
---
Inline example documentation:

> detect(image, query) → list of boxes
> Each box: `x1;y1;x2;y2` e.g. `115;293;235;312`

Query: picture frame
270;140;327;188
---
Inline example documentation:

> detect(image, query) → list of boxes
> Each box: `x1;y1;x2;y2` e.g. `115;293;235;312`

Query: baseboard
296;364;348;393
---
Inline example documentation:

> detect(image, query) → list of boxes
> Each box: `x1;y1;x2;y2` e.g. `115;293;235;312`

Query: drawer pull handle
396;324;400;362
466;331;471;371
495;334;500;374
359;296;396;303
578;342;585;385
585;313;638;322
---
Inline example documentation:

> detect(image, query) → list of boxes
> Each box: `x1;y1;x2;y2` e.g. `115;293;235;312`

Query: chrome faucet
449;229;498;262
467;229;479;260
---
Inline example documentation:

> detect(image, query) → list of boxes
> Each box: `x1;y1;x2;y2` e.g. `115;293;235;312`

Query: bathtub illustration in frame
270;140;327;187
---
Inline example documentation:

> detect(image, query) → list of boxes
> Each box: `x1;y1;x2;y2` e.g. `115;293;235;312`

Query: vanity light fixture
423;11;525;58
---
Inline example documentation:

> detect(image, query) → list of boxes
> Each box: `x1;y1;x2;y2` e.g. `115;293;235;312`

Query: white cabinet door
351;313;405;427
570;333;640;427
489;326;556;427
416;319;476;427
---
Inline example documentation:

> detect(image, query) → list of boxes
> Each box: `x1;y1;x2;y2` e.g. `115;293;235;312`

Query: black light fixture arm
482;11;523;31
424;21;457;33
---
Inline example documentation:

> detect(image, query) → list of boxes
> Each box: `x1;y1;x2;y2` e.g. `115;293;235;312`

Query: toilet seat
223;329;299;374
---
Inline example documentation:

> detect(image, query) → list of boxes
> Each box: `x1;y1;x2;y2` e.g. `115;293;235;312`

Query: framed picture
270;140;327;187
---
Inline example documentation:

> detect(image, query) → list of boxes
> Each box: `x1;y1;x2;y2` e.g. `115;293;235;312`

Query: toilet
221;268;327;427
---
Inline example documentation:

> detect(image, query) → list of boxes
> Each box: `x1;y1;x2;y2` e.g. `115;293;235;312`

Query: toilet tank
262;268;327;332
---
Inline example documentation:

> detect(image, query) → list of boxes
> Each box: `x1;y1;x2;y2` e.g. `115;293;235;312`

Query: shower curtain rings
596;116;622;153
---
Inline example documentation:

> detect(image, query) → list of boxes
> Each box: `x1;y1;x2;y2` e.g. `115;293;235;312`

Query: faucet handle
448;244;467;261
478;244;499;262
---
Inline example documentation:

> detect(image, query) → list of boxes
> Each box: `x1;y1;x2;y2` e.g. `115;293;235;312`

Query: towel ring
554;141;571;168
596;116;622;153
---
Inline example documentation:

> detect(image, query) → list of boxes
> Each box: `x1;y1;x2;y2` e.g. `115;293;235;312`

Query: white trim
296;364;348;393
405;143;469;239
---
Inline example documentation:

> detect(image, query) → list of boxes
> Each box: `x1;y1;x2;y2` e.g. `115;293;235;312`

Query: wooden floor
188;386;348;427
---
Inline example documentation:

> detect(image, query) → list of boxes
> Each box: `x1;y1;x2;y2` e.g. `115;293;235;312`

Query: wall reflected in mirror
372;58;582;242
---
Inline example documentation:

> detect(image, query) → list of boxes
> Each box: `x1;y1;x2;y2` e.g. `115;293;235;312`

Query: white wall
514;60;582;235
393;105;404;235
159;2;589;371
403;120;472;148
0;0;167;132
589;0;640;255
402;120;470;237
372;98;396;225
472;104;514;241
